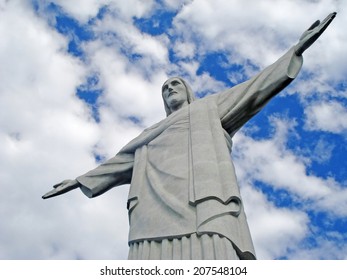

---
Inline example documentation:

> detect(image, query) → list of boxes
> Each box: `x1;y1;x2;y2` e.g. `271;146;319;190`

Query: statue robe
76;47;303;260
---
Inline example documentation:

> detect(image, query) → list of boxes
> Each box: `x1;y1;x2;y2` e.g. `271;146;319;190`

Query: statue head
161;77;195;116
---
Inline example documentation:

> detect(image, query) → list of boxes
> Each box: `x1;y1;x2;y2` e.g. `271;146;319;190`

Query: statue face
162;78;188;112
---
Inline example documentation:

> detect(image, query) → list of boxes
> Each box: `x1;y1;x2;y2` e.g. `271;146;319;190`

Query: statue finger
308;20;320;31
318;12;336;32
53;179;71;188
42;188;60;199
322;12;337;24
52;182;63;188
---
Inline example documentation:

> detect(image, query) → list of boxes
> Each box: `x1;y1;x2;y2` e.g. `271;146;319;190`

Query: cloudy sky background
0;0;346;260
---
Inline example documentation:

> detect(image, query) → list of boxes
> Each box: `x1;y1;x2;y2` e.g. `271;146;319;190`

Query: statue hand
295;12;336;56
42;179;79;199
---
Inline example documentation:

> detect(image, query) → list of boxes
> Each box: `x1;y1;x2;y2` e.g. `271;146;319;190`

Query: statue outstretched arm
295;12;336;56
42;152;134;199
216;12;336;136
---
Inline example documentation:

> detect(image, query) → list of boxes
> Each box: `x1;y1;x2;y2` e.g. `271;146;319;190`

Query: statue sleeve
215;46;303;136
76;152;134;198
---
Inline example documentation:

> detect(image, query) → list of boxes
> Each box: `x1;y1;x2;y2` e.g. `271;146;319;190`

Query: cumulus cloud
241;185;309;259
48;0;155;23
173;41;196;59
289;235;347;260
305;101;347;133
0;0;122;259
234;117;347;215
0;1;97;178
233;114;347;258
172;0;347;108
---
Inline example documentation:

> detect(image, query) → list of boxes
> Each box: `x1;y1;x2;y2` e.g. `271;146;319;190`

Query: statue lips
167;91;178;98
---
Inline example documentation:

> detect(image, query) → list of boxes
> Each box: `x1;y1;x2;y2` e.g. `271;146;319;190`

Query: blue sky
0;0;346;260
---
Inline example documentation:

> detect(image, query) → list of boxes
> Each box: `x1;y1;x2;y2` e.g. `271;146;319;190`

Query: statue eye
171;80;180;86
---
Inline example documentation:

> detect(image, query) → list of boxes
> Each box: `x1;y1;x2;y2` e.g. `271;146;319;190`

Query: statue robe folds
76;47;303;260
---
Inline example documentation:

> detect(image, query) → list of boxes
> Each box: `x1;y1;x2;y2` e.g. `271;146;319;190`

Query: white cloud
173;41;195;59
241;185;309;259
0;1;97;175
0;0;126;260
173;0;299;63
233;116;347;259
161;0;193;11
288;235;347;260
82;39;168;127
305;101;347;133
50;0;109;22
234;117;347;214
172;0;346;82
235;119;329;195
49;0;156;23
311;137;335;163
91;13;169;68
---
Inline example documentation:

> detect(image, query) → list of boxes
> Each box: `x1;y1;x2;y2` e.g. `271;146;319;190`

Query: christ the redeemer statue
43;13;336;260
